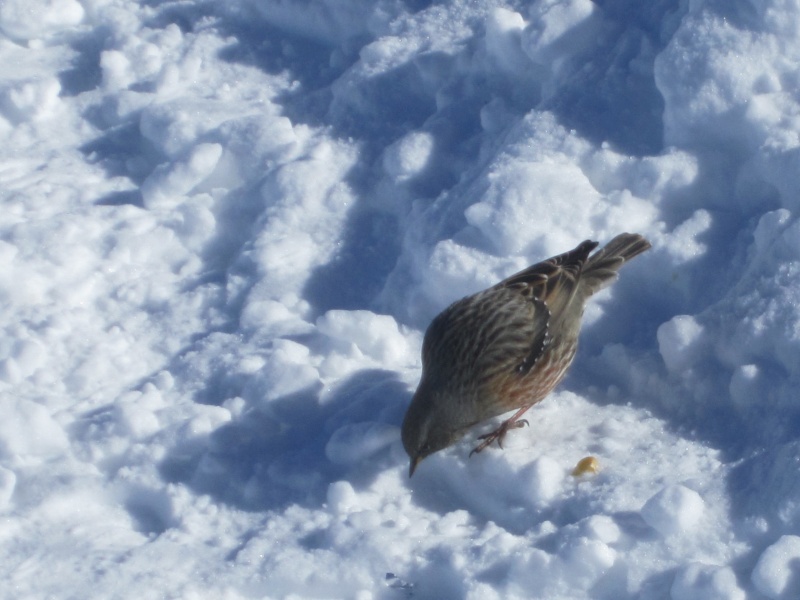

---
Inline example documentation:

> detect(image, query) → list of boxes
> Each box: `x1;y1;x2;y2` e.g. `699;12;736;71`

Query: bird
401;233;651;477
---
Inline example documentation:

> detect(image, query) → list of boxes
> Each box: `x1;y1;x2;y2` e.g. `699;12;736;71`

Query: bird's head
401;384;466;477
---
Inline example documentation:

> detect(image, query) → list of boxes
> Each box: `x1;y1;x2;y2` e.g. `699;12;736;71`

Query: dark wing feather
421;240;599;391
497;240;597;302
491;240;597;370
471;287;550;382
420;286;549;387
516;296;550;375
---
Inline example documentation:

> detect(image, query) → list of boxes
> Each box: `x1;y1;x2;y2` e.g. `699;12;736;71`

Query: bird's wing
421;241;599;387
496;240;598;314
483;240;598;375
471;287;551;380
420;286;548;384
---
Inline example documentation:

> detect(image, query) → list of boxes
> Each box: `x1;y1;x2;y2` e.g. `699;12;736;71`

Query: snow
671;562;745;600
752;535;800;600
657;314;706;375
640;484;706;538
2;0;800;597
0;0;84;42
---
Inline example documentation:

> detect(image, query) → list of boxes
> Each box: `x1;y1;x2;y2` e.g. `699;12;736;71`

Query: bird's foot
469;417;529;457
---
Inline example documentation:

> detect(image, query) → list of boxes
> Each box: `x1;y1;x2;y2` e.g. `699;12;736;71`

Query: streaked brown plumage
402;233;651;476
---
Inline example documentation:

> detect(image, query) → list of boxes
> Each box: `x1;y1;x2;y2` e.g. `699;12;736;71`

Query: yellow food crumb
572;456;600;477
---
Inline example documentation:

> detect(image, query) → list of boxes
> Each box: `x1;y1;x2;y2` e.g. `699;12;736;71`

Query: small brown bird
402;233;651;476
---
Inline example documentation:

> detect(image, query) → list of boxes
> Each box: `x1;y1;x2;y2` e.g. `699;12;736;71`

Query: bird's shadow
159;368;410;512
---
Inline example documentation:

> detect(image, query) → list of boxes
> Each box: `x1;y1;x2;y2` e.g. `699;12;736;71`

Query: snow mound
641;484;705;538
752;536;800;600
671;562;745;600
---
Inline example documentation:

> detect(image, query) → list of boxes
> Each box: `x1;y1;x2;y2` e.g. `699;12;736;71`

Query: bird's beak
409;455;421;478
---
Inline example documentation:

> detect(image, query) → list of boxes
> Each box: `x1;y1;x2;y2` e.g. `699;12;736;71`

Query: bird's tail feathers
581;233;651;295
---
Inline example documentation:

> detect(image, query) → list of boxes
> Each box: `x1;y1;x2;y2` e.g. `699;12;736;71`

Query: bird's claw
469;431;502;456
469;418;528;457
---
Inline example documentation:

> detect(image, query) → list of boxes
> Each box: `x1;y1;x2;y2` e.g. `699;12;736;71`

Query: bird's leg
469;405;532;457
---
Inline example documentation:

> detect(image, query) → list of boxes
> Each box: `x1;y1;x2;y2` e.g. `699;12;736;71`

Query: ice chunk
641;485;705;537
663;210;712;262
0;77;61;123
582;515;621;545
671;562;744;600
563;538;616;583
317;310;411;366
141;143;223;210
522;0;601;66
139;101;236;159
118;402;161;440
383;132;434;180
484;8;528;74
657;315;706;374
259;340;320;403
100;50;134;91
0;399;69;460
752;535;800;600
241;297;313;337
327;480;358;514
114;403;160;440
180;405;231;441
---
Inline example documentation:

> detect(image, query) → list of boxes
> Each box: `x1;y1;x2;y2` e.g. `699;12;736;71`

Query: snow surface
2;0;800;598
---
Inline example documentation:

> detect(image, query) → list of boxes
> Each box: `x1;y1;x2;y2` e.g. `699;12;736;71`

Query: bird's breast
481;337;578;416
